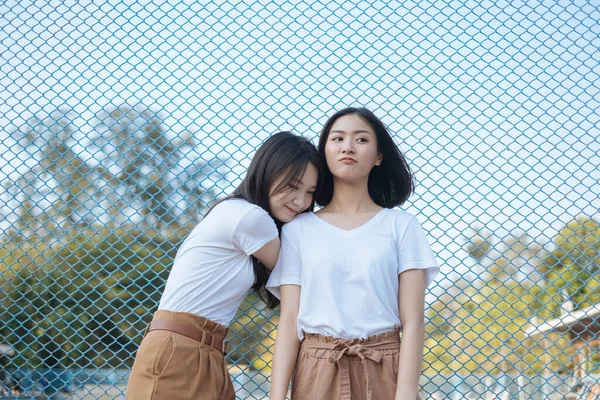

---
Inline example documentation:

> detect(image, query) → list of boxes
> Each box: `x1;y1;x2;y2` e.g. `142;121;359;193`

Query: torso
314;207;384;231
158;199;278;326
266;208;440;340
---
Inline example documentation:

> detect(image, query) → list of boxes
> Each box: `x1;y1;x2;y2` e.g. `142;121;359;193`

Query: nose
341;139;355;154
290;191;306;211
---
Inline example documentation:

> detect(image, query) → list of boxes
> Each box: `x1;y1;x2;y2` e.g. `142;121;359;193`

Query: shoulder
380;208;422;239
280;212;314;236
212;198;269;219
292;211;314;224
384;208;418;224
206;199;275;233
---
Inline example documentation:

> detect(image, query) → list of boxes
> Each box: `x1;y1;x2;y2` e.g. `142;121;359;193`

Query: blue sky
2;0;599;285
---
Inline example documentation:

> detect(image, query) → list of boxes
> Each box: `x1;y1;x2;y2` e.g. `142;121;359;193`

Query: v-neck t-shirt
266;209;440;340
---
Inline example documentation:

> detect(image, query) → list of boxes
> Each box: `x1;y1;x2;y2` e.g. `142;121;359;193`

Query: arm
269;284;301;400
252;237;281;270
233;205;279;268
395;268;427;400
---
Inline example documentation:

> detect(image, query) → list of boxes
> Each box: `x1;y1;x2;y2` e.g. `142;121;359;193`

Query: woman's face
269;162;318;223
324;114;382;182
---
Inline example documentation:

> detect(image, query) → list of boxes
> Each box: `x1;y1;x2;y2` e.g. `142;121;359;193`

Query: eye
307;191;315;196
331;136;343;142
356;137;368;143
288;183;299;190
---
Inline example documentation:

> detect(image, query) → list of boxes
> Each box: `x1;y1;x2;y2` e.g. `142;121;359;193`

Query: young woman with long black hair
126;131;324;400
268;109;440;400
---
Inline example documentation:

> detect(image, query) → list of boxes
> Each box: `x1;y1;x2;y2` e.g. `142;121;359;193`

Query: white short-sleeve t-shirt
159;199;278;326
266;209;440;340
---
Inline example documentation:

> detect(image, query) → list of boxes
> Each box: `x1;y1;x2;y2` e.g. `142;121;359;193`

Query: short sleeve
266;223;302;299
232;207;278;256
397;216;440;288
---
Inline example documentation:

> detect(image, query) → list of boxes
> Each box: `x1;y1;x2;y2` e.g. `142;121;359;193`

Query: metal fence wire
1;0;600;399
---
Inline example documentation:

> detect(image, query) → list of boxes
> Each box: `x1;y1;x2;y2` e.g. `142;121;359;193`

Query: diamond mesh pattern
1;1;599;399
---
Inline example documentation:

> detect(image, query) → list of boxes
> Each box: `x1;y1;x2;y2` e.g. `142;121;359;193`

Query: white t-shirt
266;209;440;340
159;199;278;326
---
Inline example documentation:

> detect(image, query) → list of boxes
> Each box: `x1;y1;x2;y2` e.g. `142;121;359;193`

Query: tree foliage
425;219;600;375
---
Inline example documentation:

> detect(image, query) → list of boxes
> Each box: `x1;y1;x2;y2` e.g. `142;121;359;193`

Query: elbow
279;314;298;330
400;308;426;329
276;317;299;344
278;311;299;334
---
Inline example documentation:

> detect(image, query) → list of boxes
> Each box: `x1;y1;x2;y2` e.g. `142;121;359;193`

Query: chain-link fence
2;0;600;399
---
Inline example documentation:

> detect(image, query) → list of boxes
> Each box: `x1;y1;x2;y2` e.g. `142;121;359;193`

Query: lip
339;157;357;163
285;206;298;214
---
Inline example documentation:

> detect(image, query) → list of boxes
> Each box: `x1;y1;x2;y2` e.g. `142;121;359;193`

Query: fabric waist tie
302;331;400;400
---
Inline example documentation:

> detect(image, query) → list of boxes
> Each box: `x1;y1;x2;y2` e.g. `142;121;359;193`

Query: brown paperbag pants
291;330;422;400
125;310;235;400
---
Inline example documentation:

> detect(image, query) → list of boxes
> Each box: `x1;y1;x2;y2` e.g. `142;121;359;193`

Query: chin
332;167;359;178
275;212;294;223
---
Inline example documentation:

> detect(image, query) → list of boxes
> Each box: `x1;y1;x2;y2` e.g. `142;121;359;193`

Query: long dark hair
316;107;414;208
212;131;323;308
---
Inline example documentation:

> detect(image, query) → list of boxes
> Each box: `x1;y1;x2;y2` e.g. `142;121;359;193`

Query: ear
375;152;383;166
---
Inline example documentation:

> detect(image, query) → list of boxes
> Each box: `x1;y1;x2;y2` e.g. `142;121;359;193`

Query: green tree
539;217;600;312
424;229;551;375
6;108;117;241
92;104;216;231
0;229;179;368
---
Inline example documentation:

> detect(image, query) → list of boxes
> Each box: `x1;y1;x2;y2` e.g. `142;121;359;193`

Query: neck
326;178;379;213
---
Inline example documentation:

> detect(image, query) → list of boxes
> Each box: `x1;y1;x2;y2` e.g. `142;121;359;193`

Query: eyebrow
291;179;317;189
330;129;372;135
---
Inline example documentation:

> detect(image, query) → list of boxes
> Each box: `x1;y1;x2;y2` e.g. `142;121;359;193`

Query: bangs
271;157;310;194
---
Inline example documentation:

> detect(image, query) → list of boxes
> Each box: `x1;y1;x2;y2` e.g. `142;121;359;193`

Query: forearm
269;318;300;400
395;323;424;400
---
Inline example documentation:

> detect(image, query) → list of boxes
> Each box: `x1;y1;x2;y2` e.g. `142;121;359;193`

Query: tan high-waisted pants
292;330;422;400
125;310;235;400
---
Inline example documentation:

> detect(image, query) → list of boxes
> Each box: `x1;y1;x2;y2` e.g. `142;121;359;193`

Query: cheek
270;191;290;208
324;141;337;154
306;195;314;209
268;193;279;209
324;144;338;165
303;193;312;205
363;144;379;161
